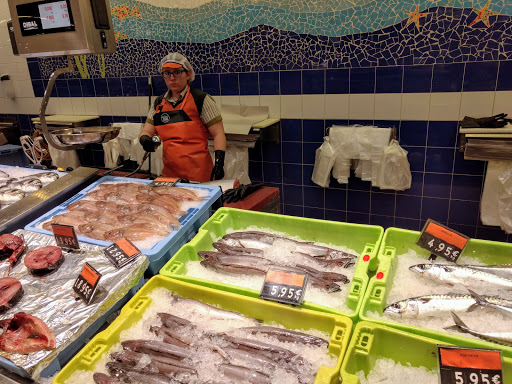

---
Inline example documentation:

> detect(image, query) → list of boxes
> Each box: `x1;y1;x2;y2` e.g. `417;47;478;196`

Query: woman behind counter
138;52;227;181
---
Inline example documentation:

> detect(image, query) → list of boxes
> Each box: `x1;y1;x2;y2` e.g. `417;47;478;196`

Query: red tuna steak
0;278;23;312
0;312;56;353
24;246;64;275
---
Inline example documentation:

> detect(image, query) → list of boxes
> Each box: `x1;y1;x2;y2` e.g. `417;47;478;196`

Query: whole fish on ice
447;312;512;346
6;178;42;192
0;170;8;180
409;264;512;289
0;188;24;203
461;264;512;280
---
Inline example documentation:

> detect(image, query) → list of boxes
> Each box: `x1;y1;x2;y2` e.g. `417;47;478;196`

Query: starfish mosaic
405;5;428;30
468;0;498;28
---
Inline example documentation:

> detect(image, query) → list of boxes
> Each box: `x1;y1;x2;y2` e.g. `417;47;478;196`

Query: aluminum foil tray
0;229;148;380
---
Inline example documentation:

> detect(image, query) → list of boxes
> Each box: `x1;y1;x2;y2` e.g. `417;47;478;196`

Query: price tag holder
149;177;180;187
73;263;101;305
104;238;141;268
417;219;469;263
259;268;308;306
51;224;80;250
438;345;503;384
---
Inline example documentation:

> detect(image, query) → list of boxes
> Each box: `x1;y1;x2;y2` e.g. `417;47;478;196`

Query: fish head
384;299;420;317
409;264;433;275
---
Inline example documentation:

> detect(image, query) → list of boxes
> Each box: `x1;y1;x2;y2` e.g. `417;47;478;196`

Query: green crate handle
83;342;108;363
354;331;374;355
169;262;183;274
214;212;227;223
126;297;151;314
330;325;346;344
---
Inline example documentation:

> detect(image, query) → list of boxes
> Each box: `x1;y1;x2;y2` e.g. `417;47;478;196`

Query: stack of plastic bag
312;125;412;191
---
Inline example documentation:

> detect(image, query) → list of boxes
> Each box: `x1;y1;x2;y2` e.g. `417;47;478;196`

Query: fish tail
467;288;492;310
450;311;470;333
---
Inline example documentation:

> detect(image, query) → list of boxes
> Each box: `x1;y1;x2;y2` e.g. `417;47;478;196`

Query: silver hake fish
447;312;512;346
409;264;512;289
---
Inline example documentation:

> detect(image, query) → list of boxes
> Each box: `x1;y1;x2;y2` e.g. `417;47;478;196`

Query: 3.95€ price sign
260;268;307;306
417;219;469;263
51;224;80;250
73;263;101;304
438;346;503;384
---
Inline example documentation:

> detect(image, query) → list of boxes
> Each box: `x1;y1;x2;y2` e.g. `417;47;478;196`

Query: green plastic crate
53;275;353;384
160;207;384;321
340;321;512;383
359;227;512;357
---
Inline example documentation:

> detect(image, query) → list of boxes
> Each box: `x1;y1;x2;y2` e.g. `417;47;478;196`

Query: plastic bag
312;137;336;188
375;140;412;191
209;145;251;185
498;168;512;233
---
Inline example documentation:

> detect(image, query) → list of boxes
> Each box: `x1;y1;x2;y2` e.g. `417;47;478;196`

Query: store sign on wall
417;219;469;263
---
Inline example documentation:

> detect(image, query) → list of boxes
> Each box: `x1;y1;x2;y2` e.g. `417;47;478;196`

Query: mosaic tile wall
16;0;512;242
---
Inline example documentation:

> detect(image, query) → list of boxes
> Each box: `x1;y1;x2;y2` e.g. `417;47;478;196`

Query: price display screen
73;263;101;304
417;219;469;263
438;345;503;384
17;0;74;36
104;238;141;268
260;268;307;306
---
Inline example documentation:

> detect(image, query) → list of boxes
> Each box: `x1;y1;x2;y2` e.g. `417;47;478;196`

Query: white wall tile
493;91;512;117
281;95;302;118
211;96;221;107
96;97;112;116
374;93;401;120
139;97;151;116
259;95;280;118
124;97;141;117
220;95;240;106
401;93;430;120
71;98;86;115
302;95;324;119
46;98;61;114
459;91;495;119
59;98;73;115
84;98;99;115
324;94;349;119
110;97;127;116
349;94;374;120
12;80;34;98
239;95;260;106
429;92;461;121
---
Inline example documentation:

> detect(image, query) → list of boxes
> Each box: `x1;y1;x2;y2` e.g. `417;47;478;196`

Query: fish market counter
0;167;99;234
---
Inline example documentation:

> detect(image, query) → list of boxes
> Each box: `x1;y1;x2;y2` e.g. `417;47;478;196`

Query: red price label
73;263;101;304
260;268;307;306
51;224;80;250
417;219;469;262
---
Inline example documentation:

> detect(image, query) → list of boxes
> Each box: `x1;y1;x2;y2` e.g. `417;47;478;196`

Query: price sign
417;219;469;263
438;345;503;384
260;268;307;306
149;177;180;187
73;263;101;304
51;224;80;250
104;238;141;268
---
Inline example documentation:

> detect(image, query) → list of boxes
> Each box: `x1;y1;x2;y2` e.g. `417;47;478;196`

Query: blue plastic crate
0;144;28;167
24;176;222;275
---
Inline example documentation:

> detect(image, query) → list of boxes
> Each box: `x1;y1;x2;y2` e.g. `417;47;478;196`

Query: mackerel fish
0;188;24;203
409;264;512;289
6;178;42;192
462;264;512;280
447;312;512;346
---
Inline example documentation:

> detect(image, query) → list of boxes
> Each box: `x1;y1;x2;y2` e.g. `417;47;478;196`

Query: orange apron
153;86;213;181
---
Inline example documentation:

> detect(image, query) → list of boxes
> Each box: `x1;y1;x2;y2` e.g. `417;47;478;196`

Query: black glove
461;113;512;128
140;135;157;152
223;183;263;203
210;150;225;181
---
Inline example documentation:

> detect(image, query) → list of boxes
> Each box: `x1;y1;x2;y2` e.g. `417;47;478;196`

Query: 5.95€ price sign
260;268;307;306
51;224;80;250
73;263;101;305
417;219;469;263
438;346;503;384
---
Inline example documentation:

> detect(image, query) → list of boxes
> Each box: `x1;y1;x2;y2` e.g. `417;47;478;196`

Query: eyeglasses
162;69;186;79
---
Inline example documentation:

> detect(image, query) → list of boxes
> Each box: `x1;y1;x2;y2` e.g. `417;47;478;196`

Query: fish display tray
160;207;384;321
53;275;353;384
0;144;28;167
24;175;222;275
340;321;512;383
0;230;148;380
359;227;512;357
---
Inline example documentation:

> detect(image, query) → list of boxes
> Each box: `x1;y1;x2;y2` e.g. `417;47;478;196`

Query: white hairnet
158;52;195;82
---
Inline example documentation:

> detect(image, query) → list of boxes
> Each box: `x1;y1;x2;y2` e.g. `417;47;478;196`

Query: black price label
438;345;503;384
417;219;469;263
104;238;141;268
149;177;179;187
260;268;307;306
51;224;80;250
73;263;101;304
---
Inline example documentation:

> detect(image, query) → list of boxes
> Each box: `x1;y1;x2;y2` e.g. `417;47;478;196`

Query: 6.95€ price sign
73;263;101;305
260;268;307;306
438;346;503;384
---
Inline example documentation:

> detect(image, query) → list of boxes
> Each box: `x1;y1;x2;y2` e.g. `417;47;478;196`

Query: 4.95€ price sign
73;263;101;305
417;219;469;263
438;346;503;384
260;268;307;306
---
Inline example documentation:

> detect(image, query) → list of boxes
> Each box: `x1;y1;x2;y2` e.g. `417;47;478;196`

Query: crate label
149;177;179;187
73;263;101;304
417;219;469;262
438;345;503;384
260;268;307;306
51;224;80;250
104;238;141;268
